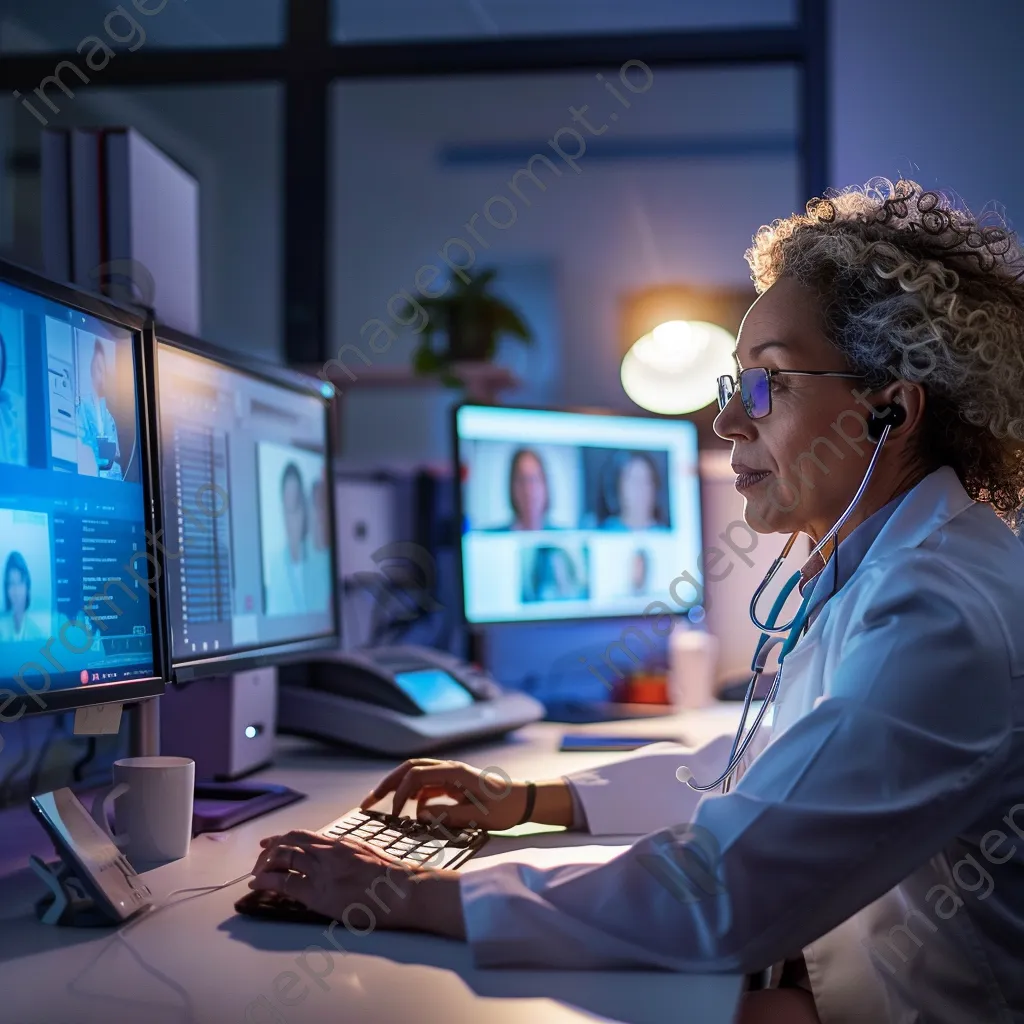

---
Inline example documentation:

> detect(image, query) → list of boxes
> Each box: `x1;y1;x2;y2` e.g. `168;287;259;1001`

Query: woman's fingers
250;869;316;905
416;796;480;829
359;759;443;809
412;785;453;819
260;844;317;876
390;765;466;817
259;829;330;850
253;832;333;874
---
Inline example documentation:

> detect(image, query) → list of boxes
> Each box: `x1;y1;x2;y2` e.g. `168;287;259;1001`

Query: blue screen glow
392;668;474;714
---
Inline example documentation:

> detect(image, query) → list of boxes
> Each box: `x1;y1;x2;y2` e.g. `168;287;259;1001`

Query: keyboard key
403;849;435;863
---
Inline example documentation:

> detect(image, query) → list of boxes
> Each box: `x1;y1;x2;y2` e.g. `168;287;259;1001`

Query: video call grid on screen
455;405;703;625
0;278;159;694
156;343;336;667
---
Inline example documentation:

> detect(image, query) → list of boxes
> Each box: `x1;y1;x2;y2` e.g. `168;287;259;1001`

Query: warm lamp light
620;319;736;415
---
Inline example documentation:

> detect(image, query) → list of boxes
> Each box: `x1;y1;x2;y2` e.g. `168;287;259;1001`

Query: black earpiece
867;401;907;442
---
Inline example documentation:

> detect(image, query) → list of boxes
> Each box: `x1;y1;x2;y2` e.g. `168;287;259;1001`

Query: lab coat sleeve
459;556;1013;971
561;733;739;835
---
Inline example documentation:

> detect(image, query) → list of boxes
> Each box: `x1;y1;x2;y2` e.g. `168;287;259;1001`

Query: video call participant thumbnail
77;338;124;480
521;543;589;603
260;449;332;617
0;550;44;642
506;447;551;531
584;449;671;531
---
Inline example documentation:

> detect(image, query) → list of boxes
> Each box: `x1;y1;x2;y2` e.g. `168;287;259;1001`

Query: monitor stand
159;668;307;833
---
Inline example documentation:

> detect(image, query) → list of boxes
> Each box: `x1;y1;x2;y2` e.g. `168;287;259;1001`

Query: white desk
0;708;745;1024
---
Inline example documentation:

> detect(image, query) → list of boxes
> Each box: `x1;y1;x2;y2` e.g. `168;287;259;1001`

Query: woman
522;544;586;602
627;547;650;595
600;451;668;530
78;339;122;479
0;551;43;642
251;181;1024;1024
265;462;310;616
505;447;551;531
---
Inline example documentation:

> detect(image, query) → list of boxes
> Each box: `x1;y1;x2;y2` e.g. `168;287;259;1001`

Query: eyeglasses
717;367;868;420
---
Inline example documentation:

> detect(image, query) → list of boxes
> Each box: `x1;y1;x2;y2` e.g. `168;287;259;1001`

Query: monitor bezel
0;257;168;716
153;325;340;682
451;400;703;628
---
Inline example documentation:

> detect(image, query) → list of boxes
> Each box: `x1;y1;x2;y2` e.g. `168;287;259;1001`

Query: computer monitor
154;329;339;681
454;404;703;625
0;260;166;718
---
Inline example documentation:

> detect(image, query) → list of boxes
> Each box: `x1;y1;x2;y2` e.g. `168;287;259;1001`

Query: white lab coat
459;467;1024;1024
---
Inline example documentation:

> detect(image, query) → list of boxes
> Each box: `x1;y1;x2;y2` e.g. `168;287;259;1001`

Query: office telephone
29;788;153;926
277;645;544;756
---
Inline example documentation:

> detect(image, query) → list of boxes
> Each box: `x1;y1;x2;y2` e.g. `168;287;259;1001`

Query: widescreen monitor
455;404;703;625
154;330;339;680
0;260;166;717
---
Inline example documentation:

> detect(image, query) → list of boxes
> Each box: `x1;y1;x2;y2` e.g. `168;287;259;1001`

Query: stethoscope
677;417;898;794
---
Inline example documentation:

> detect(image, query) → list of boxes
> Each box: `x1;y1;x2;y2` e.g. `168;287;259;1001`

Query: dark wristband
517;781;536;825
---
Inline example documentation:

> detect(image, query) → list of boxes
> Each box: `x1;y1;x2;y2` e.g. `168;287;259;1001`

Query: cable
72;737;98;782
119;870;253;937
66;872;250;1023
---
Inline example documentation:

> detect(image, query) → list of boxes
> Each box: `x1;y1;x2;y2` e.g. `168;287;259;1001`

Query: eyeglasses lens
741;369;771;419
717;376;735;412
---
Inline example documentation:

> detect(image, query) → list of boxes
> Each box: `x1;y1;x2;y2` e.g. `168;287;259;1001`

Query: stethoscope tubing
749;424;892;635
683;424;894;793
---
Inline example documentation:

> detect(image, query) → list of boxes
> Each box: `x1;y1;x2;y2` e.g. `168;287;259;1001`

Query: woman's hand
249;829;465;937
359;758;575;830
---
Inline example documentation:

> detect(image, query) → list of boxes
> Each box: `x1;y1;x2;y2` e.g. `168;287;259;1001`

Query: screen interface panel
456;406;702;625
0;280;156;697
157;344;335;664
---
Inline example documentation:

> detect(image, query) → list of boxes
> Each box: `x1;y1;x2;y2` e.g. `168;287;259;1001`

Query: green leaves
408;268;533;385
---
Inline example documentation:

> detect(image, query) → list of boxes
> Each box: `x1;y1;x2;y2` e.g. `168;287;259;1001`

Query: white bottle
668;627;719;709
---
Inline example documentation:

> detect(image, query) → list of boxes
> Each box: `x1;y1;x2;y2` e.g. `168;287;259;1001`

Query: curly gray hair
745;178;1024;517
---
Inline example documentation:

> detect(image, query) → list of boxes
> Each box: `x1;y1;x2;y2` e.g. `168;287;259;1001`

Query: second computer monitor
155;332;338;679
455;404;703;625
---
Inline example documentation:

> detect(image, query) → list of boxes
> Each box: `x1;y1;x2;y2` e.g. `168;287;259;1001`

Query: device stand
29;856;115;927
160;670;306;833
131;697;161;757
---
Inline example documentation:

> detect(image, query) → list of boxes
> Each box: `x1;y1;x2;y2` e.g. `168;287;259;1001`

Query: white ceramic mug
92;756;195;863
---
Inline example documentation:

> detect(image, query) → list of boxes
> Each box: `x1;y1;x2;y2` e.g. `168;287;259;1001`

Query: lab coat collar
799;489;908;609
859;465;975;568
790;467;972;642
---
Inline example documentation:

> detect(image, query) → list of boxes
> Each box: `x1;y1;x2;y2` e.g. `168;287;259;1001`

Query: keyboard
234;807;489;921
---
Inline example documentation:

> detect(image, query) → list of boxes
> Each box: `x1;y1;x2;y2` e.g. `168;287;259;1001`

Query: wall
329;65;799;447
831;0;1024;221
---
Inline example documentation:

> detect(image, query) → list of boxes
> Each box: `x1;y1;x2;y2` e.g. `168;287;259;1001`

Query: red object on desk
616;672;670;705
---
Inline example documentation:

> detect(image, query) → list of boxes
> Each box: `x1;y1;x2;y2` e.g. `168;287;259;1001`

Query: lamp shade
620;319;736;415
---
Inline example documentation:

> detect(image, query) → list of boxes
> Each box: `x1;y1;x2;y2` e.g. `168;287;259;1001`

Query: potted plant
407;268;533;387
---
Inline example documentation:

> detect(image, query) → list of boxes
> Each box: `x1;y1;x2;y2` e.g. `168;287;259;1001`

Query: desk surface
0;707;745;1024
